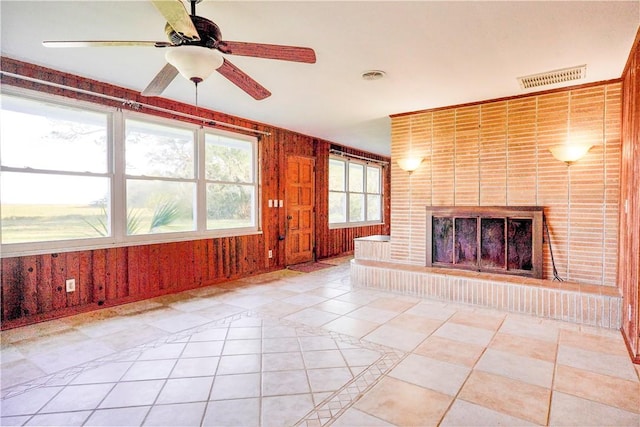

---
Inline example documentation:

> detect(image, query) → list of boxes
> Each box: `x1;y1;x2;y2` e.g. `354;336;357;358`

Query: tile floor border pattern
296;344;403;426
1;309;406;426
1;311;233;401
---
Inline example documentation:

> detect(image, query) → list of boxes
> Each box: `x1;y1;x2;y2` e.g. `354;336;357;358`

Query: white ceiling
1;1;639;156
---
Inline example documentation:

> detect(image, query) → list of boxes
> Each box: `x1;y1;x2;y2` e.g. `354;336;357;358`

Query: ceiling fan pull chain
194;81;199;109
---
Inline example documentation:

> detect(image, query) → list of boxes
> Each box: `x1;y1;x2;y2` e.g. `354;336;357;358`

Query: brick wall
390;82;622;286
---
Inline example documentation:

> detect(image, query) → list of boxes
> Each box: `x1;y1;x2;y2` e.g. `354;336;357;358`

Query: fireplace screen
426;207;543;278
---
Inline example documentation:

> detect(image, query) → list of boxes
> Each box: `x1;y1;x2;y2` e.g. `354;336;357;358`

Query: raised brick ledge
350;259;622;329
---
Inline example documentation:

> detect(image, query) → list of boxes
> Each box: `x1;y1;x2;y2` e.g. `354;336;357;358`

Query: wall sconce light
397;157;424;173
549;143;593;165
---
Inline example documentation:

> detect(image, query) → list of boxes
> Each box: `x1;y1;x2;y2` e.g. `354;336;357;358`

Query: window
0;90;260;255
328;157;382;226
1;94;111;244
328;159;347;223
205;133;257;230
125;119;196;235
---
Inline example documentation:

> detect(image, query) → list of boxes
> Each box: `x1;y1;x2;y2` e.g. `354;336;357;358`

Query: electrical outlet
268;250;273;259
65;278;76;293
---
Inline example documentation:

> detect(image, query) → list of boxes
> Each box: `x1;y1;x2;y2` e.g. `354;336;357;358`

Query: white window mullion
363;169;368;221
124;175;198;184
253;138;259;229
345;160;350;223
112;110;126;241
196;128;207;232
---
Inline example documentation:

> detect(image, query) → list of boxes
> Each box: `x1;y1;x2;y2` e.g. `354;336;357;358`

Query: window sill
329;222;385;230
0;229;263;258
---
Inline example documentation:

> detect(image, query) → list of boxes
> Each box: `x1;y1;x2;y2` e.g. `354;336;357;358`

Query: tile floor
1;257;639;426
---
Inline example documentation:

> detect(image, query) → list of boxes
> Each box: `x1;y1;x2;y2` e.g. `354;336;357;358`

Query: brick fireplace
426;206;543;278
350;80;625;330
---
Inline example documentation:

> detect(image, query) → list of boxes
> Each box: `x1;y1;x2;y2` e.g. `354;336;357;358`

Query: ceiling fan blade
141;63;179;96
217;59;271;100
150;0;200;41
219;41;316;64
43;40;173;48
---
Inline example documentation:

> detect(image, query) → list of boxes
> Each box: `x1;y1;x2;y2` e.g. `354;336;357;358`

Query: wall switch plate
66;278;76;293
268;199;273;208
279;200;283;208
268;249;273;258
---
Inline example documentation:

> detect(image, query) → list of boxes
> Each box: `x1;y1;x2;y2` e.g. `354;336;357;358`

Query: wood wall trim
390;78;622;118
618;25;640;362
622;26;640;77
0;57;267;134
622;325;640;365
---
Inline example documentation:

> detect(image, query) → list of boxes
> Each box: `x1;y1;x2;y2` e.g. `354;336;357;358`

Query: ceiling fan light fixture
165;46;224;83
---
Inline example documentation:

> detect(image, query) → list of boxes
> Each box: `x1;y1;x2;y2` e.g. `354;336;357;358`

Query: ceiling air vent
517;65;586;89
361;70;386;81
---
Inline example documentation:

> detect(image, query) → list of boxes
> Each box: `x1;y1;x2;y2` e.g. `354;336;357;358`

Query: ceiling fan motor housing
41;0;315;101
164;22;184;45
165;15;222;48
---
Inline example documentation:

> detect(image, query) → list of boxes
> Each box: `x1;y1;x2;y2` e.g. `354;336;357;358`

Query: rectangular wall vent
518;65;587;89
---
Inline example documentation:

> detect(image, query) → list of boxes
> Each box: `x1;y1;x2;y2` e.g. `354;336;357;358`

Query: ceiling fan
42;0;316;100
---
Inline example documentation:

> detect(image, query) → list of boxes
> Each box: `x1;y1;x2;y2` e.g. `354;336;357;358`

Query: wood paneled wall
314;142;391;259
619;27;640;363
1;237;264;322
0;57;390;328
390;81;622;286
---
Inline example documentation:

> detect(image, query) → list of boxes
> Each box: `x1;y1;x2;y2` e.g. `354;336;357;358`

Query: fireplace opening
426;206;543;278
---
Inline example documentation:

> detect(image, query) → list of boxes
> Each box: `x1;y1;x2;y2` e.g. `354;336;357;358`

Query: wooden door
285;156;315;265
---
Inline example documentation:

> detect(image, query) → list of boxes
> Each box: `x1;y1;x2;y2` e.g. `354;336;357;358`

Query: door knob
287;215;293;220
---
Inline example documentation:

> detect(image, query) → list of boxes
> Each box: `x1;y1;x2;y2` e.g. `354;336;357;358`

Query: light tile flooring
1;257;639;426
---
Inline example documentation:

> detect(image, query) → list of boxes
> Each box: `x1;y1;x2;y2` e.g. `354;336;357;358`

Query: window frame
202;128;260;234
121;112;200;242
0;87;261;257
328;155;384;229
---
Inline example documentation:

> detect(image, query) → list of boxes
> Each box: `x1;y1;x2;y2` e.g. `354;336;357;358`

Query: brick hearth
352;236;622;329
